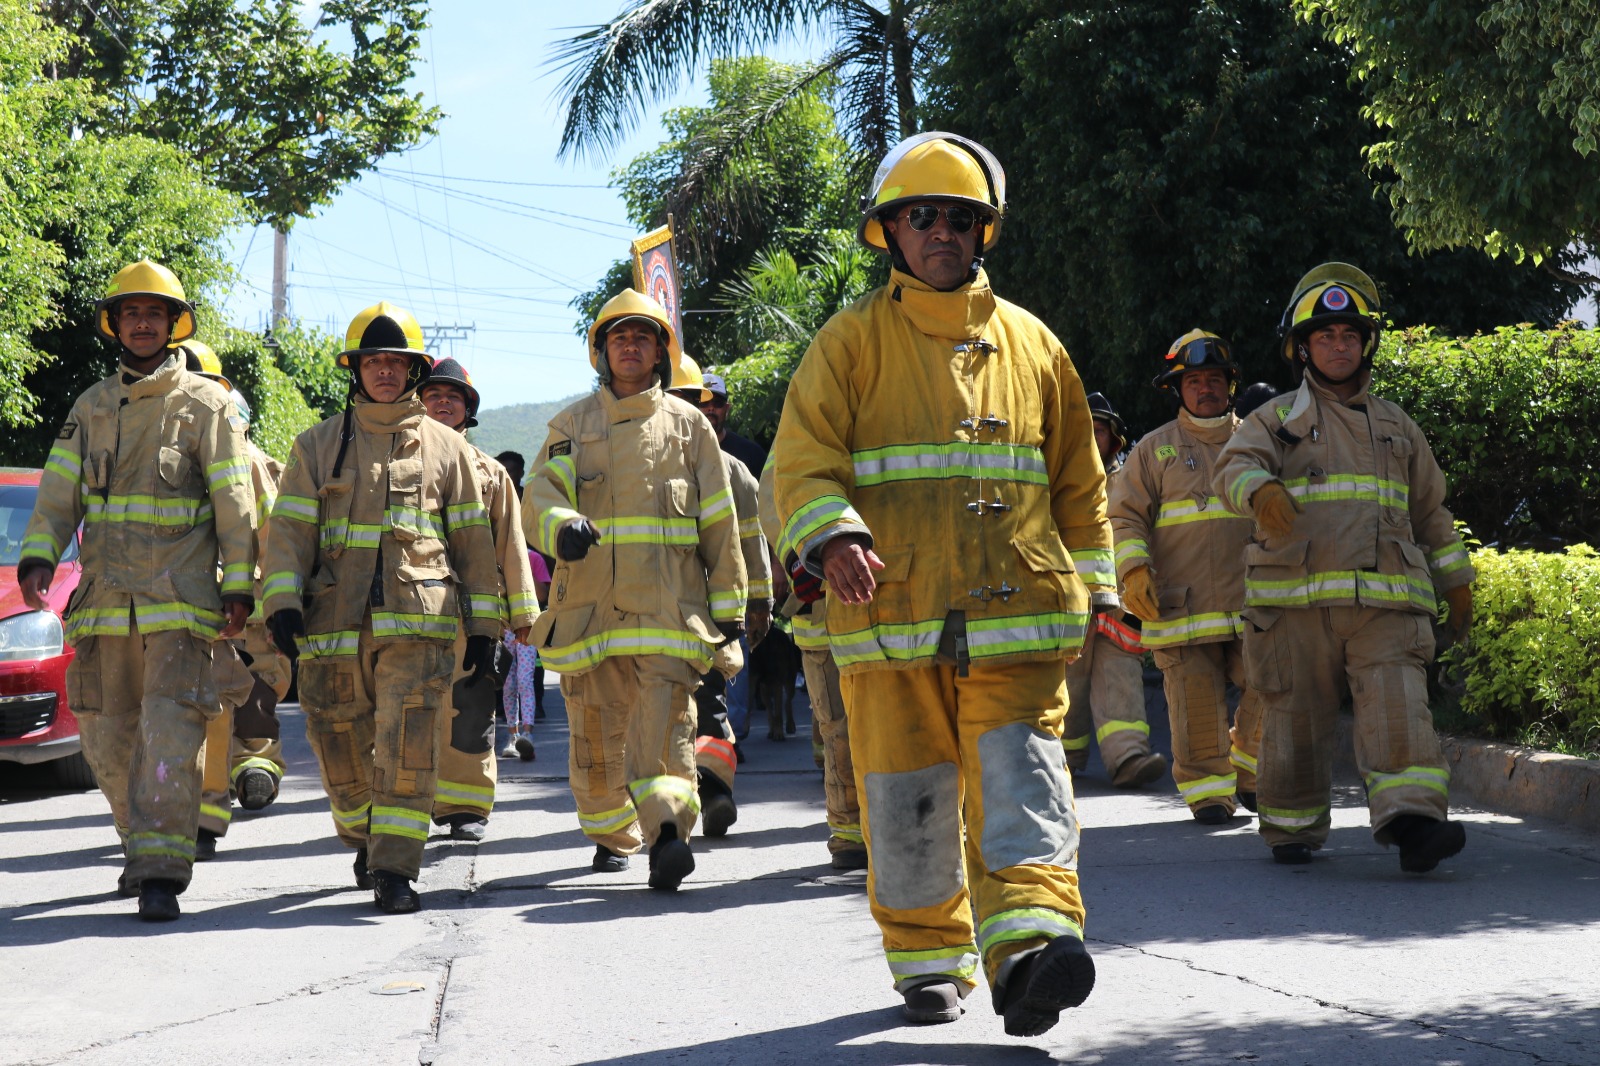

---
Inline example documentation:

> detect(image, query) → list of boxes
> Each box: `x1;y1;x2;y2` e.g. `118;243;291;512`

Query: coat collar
120;353;184;398
601;381;664;422
1178;407;1240;445
353;394;426;434
886;267;998;342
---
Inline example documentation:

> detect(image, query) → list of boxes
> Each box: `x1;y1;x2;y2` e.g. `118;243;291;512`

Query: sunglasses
900;204;989;234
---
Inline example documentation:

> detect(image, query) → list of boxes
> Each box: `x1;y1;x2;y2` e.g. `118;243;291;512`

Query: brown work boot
902;979;963;1024
137;879;182;922
1110;752;1168;788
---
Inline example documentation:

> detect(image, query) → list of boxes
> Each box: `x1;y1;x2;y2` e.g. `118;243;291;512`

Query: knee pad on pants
865;762;963;911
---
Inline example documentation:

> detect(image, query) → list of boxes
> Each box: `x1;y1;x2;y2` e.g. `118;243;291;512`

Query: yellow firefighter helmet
171;339;232;391
96;259;197;344
586;288;679;385
1278;262;1382;362
859;132;1006;254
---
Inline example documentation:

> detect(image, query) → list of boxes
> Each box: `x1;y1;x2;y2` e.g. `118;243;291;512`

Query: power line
380;171;637;239
374;166;611;190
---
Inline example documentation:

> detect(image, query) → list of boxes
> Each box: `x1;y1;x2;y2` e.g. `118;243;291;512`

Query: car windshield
0;483;77;565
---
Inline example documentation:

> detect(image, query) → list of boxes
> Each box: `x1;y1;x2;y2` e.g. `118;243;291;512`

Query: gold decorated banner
630;219;683;345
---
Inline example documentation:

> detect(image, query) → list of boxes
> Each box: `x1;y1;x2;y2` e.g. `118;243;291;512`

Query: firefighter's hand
1443;584;1474;642
556;517;602;561
513;626;532;646
745;602;771;647
17;563;51;611
219;601;249;640
463;634;503;686
1250;481;1302;541
1122;566;1161;623
821;536;883;605
716;619;744;644
786;554;823;604
266;609;305;663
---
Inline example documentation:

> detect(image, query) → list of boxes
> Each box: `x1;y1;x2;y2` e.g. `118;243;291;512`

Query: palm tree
549;0;933;176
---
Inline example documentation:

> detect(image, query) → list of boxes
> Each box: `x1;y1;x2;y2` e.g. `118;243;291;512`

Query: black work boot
1387;814;1466;873
1272;843;1313;865
592;845;629;873
1192;804;1232;825
352;847;375;890
195;828;219;861
138;879;182;922
372;870;421;913
902;979;963;1024
1236;790;1259;813
647;823;695;891
443;814;487;842
996;936;1096;1037
236;767;278;811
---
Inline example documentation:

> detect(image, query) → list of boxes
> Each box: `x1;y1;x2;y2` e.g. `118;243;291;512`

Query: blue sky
223;2;814;408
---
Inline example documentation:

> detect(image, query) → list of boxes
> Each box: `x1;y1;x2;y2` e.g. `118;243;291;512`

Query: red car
0;467;92;787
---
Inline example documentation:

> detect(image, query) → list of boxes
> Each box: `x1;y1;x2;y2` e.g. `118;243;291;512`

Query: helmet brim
858;195;1003;254
96;295;197;345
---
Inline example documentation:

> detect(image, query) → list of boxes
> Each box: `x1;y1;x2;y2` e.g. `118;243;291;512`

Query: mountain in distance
469;394;586;466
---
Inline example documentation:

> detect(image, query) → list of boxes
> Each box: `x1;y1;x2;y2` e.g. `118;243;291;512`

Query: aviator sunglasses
900;203;990;233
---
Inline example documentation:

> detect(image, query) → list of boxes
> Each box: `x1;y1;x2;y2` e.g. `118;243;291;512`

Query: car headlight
0;610;64;662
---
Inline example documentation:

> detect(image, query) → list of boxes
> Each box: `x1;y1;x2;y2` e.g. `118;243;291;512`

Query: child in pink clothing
501;549;550;760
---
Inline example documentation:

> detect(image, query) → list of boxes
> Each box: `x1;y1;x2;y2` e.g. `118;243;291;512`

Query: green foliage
47;0;441;225
1438;546;1600;757
1295;0;1600;262
925;0;1582;437
266;321;348;421
1371;323;1600;546
470;395;592;470
208;325;324;463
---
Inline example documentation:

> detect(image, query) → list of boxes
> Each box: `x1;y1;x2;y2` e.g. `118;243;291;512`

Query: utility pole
271;225;288;328
421;323;476;363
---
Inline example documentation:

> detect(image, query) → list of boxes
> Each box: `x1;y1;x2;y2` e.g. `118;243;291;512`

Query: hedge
1436;545;1600;757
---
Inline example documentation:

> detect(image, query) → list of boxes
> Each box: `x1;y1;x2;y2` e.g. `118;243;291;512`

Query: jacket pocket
534;601;594;651
1243;537;1309;606
387;457;425;542
155;446;198;535
395;563;456;620
317;476;355;558
1157;584;1190;620
867;544;914;622
167;566;223;613
1012;534;1075;612
1240;606;1288;692
83;451;112;493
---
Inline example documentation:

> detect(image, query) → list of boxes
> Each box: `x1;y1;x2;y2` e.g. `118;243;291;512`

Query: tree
1295;0;1600;265
925;0;1582;434
43;0;440;226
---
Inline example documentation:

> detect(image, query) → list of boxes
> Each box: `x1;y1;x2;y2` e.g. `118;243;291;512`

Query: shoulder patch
1155;444;1178;461
548;440;572;459
1275;404;1293;422
57;422;76;440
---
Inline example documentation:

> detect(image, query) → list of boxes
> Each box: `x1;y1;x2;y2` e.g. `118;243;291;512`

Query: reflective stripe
127;831;196;862
578;803;638;837
1095;719;1149;744
1070;548;1115;587
302;630;361;659
699;487;735;528
83;494;210;527
45;444;82;483
791;613;829;650
21;533;62;561
829;620;942;667
370;804;431;840
372;612;458;639
1227;468;1272;513
545;454;577;506
331;802;371;830
1177;773;1237;804
1245;570;1436;611
1114;537;1151;567
852;442;1049;488
263;570;302;602
443;501;489;531
539;506;582;557
1141;611;1244;648
230;758;281;784
1429;539;1471;576
695;736;737;775
1061;734;1090;752
1154;496;1238;528
220;562;253;595
594;515;698;545
206;455;250;493
64;608;133;640
781;495;865;568
748;577;773;600
321;519;383;552
435;779;494;812
256;489;276;517
200;802;232;827
273;494;319;523
466;593;504;621
1259;804;1328;830
629;774;701;815
739;515;763;539
828;821;864;845
65;602;224;642
540;627;710;672
830;611;1089;667
886;945;980;984
508;591;540;616
1364;765;1449;798
1285;473;1408;511
977;909;1083;957
1230;745;1258;775
708;591;744;620
1095;612;1143;653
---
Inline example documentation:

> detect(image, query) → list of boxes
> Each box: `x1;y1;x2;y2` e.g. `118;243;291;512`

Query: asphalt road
3;672;1598;1066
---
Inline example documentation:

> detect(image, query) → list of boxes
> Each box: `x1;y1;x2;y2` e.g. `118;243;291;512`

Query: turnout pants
198;646;260;837
693;668;737;800
1062;625;1153;781
1152;640;1263;815
839;658;1086;996
68;628;217;891
228;628;290;804
801;647;861;856
561;653;701;855
434;631;499;824
297;623;454;880
1245;605;1448;849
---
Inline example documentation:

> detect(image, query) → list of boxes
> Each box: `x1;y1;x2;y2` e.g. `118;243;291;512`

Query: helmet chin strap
1296;341;1371;387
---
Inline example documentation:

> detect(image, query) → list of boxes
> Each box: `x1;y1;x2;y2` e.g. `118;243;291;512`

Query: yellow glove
1443;584;1473;642
1122;565;1160;623
1251;481;1303;541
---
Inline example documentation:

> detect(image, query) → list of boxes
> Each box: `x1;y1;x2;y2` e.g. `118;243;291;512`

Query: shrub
1437;545;1600;757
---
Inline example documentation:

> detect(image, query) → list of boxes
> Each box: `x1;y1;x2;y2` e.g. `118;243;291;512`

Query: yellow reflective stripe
391;505;447;539
83;494;209;526
829;822;864;844
1245;570;1436;611
443;501;488;531
1153;497;1238;527
1227;468;1272;513
435;779;494;811
698;487;734;528
539;506;581;557
1230;745;1258;774
65;608;134;641
1095;719;1150;744
781;495;865;567
206;456;250;492
1429;539;1472;576
331;802;371;829
137;601;225;635
127;831;196;861
1177;773;1237;803
372;612;458;639
263;571;301;601
302;630;360;659
1114;538;1150;567
748;577;773;599
1070;548;1115;586
966;612;1090;657
886;945;980;983
370;805;431;840
1061;734;1090;752
545;454;577;506
577;804;637;837
1285;474;1408;510
45;444;82;483
507;591;539;616
1141;611;1244;647
21;532;63;561
594;515;698;545
1259;804;1328;830
708;591;744;620
230;758;281;783
540;627;711;672
200;802;232;826
466;593;504;621
273;494;318;523
978;909;1083;957
1364;765;1449;798
739;515;762;538
220;562;253;594
853;442;1049;487
628;774;701;814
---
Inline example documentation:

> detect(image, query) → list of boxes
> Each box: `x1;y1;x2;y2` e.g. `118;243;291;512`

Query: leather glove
786;554;823;605
1251;481;1303;541
556;517;603;561
232;675;281;741
1443;584;1474;642
1121;565;1160;623
716;619;744;644
266;609;305;664
745;602;772;648
462;633;504;686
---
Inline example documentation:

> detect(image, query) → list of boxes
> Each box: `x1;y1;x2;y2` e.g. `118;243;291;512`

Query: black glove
716;620;744;644
463;634;506;687
556;518;603;561
267;609;305;663
232;676;281;741
786;555;824;605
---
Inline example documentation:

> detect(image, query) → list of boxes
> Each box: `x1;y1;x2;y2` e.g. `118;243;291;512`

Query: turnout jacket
244;440;283;622
22;354;256;643
524;385;746;675
1111;410;1253;648
468;444;540;632
1213;372;1473;616
726;453;772;612
771;267;1115;676
262;397;503;657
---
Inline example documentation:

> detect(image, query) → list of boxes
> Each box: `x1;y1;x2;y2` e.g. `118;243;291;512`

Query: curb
1334;717;1600;833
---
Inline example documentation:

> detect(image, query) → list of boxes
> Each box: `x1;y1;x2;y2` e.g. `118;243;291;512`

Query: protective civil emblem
1156;444;1178;461
1322;285;1350;311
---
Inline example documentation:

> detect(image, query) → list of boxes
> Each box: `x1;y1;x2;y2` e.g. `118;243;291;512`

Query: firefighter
1111;333;1264;823
771;133;1110;1035
1214;263;1474;871
176;341;288;859
757;463;866;870
262;302;504;913
18;260;256;921
417;357;539;841
665;354;772;839
523;288;746;892
1062;393;1168;788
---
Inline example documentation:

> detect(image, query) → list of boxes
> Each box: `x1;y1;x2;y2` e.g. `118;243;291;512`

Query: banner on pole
630;218;683;346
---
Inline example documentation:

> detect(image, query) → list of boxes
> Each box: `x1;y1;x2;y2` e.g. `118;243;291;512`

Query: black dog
748;625;801;741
